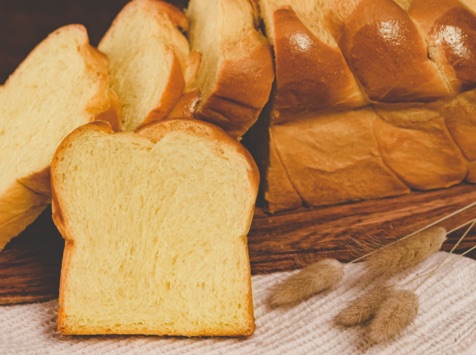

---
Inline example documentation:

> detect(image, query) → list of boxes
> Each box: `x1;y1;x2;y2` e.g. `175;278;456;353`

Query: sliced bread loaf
98;0;194;131
51;119;258;336
0;25;119;251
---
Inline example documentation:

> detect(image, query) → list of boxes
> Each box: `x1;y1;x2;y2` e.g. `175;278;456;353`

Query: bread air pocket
51;119;258;337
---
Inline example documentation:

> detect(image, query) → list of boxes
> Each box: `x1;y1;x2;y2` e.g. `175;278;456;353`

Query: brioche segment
99;0;194;131
336;0;450;102
265;138;303;213
52;119;257;336
270;110;410;206
259;0;368;120
186;0;274;138
0;25;119;250
373;104;468;189
408;0;476;93
436;88;476;182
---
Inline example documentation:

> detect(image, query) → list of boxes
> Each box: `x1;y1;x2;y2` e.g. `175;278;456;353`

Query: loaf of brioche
99;0;196;131
0;25;119;250
185;0;274;138
52;119;258;336
251;0;476;212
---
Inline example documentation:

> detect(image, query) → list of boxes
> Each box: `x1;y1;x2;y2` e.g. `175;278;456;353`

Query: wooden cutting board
1;184;475;305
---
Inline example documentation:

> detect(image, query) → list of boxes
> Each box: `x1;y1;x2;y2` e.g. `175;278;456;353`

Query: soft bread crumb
0;25;117;250
52;120;258;336
99;0;191;131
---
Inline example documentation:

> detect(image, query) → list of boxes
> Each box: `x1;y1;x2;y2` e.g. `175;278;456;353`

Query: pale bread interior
0;26;104;198
54;125;255;335
99;0;190;131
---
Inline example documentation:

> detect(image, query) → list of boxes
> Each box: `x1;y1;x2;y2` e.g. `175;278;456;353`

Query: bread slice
0;25;119;251
98;0;193;131
186;0;274;138
51;119;258;336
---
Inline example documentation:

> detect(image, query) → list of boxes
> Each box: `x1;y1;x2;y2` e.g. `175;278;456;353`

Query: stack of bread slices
0;0;271;337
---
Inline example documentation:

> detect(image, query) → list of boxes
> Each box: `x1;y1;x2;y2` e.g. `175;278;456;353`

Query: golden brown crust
408;0;476;92
166;89;200;120
270;110;410;207
338;0;450;102
433;88;476;184
373;104;468;189
272;7;368;119
196;32;274;138
254;0;476;212
83;45;121;131
138;52;186;128
438;90;476;162
265;132;303;212
58;320;255;337
467;161;476;182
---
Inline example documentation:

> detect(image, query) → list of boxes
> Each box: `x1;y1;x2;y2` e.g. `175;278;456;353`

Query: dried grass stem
268;258;344;307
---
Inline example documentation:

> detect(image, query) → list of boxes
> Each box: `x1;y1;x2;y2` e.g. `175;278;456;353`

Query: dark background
0;0;188;83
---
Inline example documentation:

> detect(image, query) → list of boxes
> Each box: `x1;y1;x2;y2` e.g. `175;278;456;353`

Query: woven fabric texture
1;252;475;354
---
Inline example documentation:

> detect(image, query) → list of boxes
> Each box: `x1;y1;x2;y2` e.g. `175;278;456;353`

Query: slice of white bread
0;25;119;251
186;0;274;138
51;119;258;336
98;0;194;131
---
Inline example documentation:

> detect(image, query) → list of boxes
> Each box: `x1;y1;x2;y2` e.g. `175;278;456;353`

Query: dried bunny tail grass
351;201;476;265
268;258;344;307
411;219;475;292
334;284;394;327
364;226;446;278
367;289;419;345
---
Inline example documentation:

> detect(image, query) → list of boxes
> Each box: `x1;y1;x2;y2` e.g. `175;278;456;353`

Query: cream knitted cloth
1;252;475;354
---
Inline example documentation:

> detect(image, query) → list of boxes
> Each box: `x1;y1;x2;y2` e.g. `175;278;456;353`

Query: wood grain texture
0;185;475;305
249;184;476;274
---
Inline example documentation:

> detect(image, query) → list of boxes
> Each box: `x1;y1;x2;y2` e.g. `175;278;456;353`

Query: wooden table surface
0;0;475;305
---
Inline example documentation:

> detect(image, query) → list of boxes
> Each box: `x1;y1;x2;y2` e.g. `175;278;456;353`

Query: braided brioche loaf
251;0;476;212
